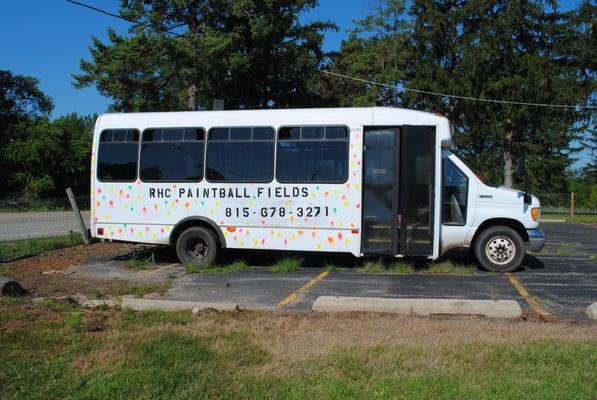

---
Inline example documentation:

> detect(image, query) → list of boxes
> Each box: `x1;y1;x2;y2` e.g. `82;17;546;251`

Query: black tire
175;226;218;267
474;225;524;272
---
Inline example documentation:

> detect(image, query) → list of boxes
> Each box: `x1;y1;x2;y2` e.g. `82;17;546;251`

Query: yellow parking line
505;272;551;317
138;263;180;277
278;271;329;307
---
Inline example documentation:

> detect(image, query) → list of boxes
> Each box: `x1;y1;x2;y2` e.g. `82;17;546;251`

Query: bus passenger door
361;127;400;254
399;126;436;256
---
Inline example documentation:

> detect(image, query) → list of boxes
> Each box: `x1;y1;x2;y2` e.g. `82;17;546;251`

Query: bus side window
442;158;468;225
206;127;274;183
97;129;139;182
140;127;205;182
276;126;348;183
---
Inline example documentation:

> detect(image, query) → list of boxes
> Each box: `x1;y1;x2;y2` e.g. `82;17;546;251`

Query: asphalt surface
72;221;596;320
0;211;90;241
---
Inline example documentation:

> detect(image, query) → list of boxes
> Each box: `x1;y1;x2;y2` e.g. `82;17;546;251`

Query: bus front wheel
176;226;218;267
474;226;524;272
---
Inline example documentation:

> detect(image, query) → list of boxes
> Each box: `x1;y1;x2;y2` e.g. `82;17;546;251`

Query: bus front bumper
526;229;545;252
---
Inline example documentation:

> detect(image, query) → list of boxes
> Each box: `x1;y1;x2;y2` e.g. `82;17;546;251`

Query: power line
322;70;596;110
65;0;183;37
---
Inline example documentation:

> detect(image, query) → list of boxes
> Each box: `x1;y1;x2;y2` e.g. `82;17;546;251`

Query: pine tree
403;0;595;191
325;0;409;106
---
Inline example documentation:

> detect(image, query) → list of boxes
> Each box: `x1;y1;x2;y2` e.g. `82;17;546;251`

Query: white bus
90;107;545;272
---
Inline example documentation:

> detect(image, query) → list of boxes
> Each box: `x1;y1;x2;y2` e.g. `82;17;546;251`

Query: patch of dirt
6;242;140;273
1;318;30;334
0;242;144;297
520;308;559;323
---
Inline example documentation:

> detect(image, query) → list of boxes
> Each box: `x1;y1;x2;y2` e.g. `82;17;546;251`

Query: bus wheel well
471;218;529;247
169;217;226;249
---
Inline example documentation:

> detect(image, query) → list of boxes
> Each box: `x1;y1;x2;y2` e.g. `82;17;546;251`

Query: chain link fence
535;193;596;215
0;196;90;262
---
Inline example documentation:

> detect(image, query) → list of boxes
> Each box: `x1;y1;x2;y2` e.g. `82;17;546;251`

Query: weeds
359;259;474;274
68;311;85;333
203;260;249;274
360;259;385;273
271;257;301;272
185;263;201;274
186;260;249;274
388;262;414;274
426;261;476;274
490;287;500;302
324;263;342;272
124;254;154;270
556;243;579;256
103;281;172;297
166;272;178;280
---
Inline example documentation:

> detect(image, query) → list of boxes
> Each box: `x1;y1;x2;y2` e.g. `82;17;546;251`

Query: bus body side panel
92;129;364;257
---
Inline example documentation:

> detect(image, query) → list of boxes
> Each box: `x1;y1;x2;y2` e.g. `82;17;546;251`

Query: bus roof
95;107;452;145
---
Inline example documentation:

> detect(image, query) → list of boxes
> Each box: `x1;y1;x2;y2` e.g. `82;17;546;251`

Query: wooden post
570;192;575;217
66;188;89;244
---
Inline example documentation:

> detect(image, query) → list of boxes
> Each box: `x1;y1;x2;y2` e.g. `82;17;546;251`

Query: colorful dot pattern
91;130;364;256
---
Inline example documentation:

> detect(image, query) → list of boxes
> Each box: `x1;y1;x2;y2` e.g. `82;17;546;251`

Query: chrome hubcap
485;236;515;265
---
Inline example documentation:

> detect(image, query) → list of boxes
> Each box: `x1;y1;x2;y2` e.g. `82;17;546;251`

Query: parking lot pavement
72;222;596;320
284;272;523;312
161;268;320;310
511;222;597;320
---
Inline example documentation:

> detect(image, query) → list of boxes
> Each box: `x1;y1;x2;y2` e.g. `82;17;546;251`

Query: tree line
1;0;595;203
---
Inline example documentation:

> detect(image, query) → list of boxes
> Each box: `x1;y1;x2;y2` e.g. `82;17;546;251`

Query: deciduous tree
74;0;336;111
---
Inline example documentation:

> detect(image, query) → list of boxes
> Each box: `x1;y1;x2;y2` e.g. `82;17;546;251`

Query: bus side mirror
523;194;532;204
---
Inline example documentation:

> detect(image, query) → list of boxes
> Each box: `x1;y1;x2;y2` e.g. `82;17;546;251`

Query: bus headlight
531;207;541;222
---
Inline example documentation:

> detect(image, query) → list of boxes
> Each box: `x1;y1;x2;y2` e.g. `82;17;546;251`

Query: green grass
0;303;595;400
426;260;476;275
186;260;249;274
41;299;79;312
0;263;13;275
119;310;193;329
0;233;83;262
542;213;597;223
270;257;302;272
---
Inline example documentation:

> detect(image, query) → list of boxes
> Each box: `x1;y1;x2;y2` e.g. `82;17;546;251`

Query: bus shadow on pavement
517;254;546;272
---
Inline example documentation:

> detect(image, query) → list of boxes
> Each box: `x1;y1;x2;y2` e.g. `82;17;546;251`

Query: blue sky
0;0;369;117
0;0;590;166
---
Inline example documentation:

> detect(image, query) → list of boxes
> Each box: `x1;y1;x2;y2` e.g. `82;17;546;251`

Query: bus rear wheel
176;226;218;267
474;226;524;272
